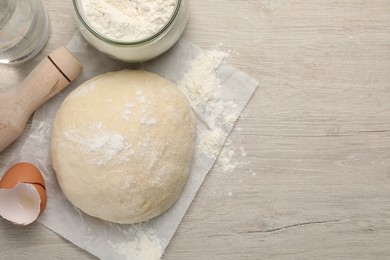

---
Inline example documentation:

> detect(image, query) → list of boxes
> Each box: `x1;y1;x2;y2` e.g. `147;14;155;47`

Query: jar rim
72;0;181;46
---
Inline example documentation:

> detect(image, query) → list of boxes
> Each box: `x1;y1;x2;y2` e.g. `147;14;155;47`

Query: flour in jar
81;0;176;41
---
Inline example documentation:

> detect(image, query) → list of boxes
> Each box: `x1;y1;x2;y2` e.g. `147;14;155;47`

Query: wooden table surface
1;0;390;259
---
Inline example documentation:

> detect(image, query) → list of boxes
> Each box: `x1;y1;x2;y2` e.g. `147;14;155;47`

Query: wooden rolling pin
0;46;82;153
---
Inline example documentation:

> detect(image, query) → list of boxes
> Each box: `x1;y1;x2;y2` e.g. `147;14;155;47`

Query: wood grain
1;0;390;259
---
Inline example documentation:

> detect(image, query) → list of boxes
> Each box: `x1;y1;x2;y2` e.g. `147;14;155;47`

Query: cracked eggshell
0;162;47;225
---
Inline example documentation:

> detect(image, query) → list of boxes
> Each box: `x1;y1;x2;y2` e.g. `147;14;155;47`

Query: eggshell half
0;183;41;225
0;162;47;225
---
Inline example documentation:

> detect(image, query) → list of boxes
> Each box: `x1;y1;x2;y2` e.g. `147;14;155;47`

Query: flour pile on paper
109;227;162;259
178;50;239;158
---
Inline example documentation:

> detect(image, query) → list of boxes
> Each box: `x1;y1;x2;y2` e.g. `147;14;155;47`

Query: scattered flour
217;136;248;174
178;49;228;109
110;227;162;260
81;0;176;41
197;128;224;158
219;148;238;173
178;49;242;158
239;146;247;156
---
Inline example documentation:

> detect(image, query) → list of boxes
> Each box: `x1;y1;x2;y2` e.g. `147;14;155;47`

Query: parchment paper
2;32;258;259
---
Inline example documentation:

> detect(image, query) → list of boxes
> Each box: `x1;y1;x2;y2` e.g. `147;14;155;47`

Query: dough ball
51;70;196;224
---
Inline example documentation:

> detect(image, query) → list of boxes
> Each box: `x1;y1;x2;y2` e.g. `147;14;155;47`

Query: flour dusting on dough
63;124;133;166
123;103;134;121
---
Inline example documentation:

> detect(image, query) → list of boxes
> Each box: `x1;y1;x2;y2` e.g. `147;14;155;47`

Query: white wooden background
1;0;390;259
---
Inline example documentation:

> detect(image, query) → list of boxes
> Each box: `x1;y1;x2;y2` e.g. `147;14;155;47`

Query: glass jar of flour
72;0;189;62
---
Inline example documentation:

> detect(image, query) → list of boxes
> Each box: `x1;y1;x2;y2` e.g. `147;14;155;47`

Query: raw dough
51;70;196;224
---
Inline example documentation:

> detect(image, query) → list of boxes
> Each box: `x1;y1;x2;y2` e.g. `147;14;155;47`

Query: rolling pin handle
0;46;83;153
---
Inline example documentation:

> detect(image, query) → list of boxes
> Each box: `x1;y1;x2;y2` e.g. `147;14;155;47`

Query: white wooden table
1;0;390;259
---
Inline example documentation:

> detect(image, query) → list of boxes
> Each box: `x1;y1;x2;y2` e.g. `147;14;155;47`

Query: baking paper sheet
1;32;258;259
